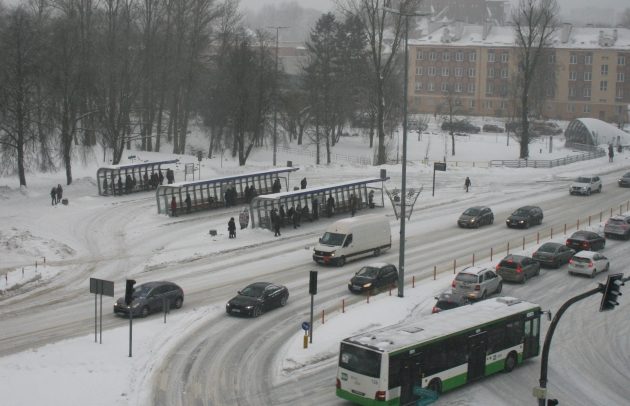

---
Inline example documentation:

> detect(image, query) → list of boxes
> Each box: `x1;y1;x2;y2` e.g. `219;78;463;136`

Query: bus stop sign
301;321;310;331
434;162;446;171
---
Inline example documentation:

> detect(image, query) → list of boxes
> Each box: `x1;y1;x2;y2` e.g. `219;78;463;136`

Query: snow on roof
573;118;630;147
253;177;388;200
98;159;179;171
343;297;540;354
159;167;299;188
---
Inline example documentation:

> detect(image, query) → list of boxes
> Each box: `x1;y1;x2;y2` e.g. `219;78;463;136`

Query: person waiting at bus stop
170;196;177;217
326;194;335;217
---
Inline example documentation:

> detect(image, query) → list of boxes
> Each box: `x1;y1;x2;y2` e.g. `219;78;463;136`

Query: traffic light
125;279;136;305
547;399;559;406
599;273;624;312
309;271;318;295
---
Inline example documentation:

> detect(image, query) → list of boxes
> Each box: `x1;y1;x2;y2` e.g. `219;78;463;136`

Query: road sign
301;321;310;331
90;278;114;297
433;162;446;171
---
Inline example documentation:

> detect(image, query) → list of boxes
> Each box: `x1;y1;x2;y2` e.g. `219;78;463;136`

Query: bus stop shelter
97;159;179;196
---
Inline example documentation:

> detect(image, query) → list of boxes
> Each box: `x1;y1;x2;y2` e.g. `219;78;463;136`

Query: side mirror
434;296;439;300
237;290;242;295
318;238;322;243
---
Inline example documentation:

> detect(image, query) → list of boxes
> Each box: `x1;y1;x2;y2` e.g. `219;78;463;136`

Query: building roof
566;118;630;147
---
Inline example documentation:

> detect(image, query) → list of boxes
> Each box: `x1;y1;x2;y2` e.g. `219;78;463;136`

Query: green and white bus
336;297;541;405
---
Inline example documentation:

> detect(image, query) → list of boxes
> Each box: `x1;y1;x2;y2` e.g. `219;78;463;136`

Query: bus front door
523;317;540;359
467;331;487;382
399;354;421;406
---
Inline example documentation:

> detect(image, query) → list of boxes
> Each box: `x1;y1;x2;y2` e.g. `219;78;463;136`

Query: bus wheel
428;379;442;394
504;352;517;372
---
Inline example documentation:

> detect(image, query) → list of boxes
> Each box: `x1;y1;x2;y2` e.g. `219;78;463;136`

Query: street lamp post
269;26;289;167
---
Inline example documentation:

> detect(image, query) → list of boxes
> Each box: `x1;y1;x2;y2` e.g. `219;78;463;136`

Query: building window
415;81;423;91
546;87;554;97
429;52;436;61
416;49;424;60
584;71;592;81
468;83;476;93
455;83;463;93
428;82;435;92
468;68;476;77
570;54;577;64
617;72;625;83
455;51;463;62
618;105;625;114
469;99;475;108
569;71;577;81
416;67;423;76
601;65;608;75
501;69;508;79
617;88;624;99
443;51;450;61
548;54;555;64
501;53;509;63
486;82;494;95
488;52;495;62
569;87;575;97
441;67;449;76
600;80;608;91
428;66;436;76
619;55;626;65
441;83;449;92
584;54;592;65
500;100;507;109
488;68;495;78
583;87;591;98
583;104;591;113
469;51;476;62
455;67;463;77
567;104;575;112
500;85;508;96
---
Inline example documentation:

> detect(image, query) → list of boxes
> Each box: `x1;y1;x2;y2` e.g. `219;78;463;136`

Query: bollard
342;299;345;313
600;211;603;222
564;224;566;234
412;275;415;288
453;259;456;274
367;291;370;304
507;242;510;255
472;253;475;266
303;333;308;349
35;261;37;270
610;207;613;217
537;232;540;244
490;247;493;261
22;268;24;277
588;215;591;226
322;309;325;324
433;266;436;280
577;219;580;230
551;227;553;239
522;236;525;250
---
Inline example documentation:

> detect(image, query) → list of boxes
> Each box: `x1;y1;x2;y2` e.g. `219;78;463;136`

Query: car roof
539;242;562;248
467;206;489;210
362;262;395;269
246;282;274;289
623;172;630;177
570;230;597;238
500;254;528;262
516;205;540;211
609;215;630;221
459;266;490;275
572;250;598;259
137;281;177;289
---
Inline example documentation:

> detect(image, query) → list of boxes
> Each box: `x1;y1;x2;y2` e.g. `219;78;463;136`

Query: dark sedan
618;172;630;187
495;254;540;283
113;281;184;318
458;206;494;228
532;242;575;268
226;282;289;317
348;263;398;294
506;206;543;228
565;230;606;252
432;291;470;313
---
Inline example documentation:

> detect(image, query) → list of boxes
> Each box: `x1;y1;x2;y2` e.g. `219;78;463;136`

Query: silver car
568;251;610;278
604;215;630;240
451;266;502;300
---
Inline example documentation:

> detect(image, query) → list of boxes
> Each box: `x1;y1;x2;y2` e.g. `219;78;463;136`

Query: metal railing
490;149;605;168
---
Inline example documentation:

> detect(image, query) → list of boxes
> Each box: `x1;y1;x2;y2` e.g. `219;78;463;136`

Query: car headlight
329;251;336;257
226;302;231;307
518;220;524;224
245;305;254;310
362;283;372;288
470;219;476;222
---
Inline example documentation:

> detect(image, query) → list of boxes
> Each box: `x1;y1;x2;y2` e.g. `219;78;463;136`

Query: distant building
408;22;630;123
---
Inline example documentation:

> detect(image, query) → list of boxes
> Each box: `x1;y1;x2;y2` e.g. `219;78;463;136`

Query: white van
312;215;391;266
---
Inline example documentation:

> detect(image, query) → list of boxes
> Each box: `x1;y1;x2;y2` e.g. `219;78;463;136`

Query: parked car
458;206;494;228
482;124;504;133
348;263;398;294
568;251;610;278
532;242;575;268
495;254;540;283
432;290;470;313
618;172;630;187
569;176;602;196
604;215;630;240
226;282;289;317
531;121;563;135
451;266;502;300
506;206;543;228
113;281;184;318
441;120;480;134
565;230;606;252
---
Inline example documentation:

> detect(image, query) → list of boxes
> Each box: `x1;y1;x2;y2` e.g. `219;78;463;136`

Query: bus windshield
339;343;381;378
321;232;346;246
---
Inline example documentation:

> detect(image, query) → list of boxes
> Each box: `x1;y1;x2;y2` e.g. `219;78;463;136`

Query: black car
432;291;470;313
348;263;398;293
565;230;606;252
458;206;494;228
506;206;543;228
495;254;540;283
618;172;630;187
113;281;184;318
226;282;289;317
532;242;575;268
482;124;504;133
441;120;480;134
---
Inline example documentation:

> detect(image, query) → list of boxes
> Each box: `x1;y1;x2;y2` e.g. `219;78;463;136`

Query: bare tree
511;0;558;158
436;86;462;156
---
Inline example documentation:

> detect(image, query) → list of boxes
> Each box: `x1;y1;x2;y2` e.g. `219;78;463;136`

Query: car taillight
375;391;386;401
582;242;589;248
516;265;523;273
336;378;341;389
565;240;570;246
588;261;594;268
451;280;456;288
432;307;440;314
495;264;500;271
474;285;480;291
569;259;574;264
533;251;538;257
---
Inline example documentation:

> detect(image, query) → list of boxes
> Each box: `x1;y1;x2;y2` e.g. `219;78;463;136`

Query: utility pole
269;26;289;167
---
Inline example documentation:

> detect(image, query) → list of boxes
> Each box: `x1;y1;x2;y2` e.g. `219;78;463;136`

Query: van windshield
320;232;346;246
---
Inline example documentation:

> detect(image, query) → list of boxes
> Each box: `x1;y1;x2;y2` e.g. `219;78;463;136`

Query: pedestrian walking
239;208;250;230
170;196;177;217
185;193;192;214
50;187;57;205
464;176;471;193
273;211;281;236
228;217;236;238
608;144;614;162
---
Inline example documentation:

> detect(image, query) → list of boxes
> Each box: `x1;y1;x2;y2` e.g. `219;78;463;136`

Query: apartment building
408;23;630;123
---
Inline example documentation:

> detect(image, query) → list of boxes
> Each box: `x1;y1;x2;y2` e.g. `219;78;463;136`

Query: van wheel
174;297;183;309
604;263;609;272
504;352;517;372
373;248;381;257
337;256;346;267
427;378;442;394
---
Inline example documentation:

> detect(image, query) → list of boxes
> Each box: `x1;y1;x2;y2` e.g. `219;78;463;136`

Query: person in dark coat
464;176;471;192
368;190;375;208
56;184;63;203
167;168;174;184
609;144;614;162
294;203;302;228
273;178;281;193
102;178;108;194
185;193;192;214
302;204;311;222
279;205;286;227
117;176;123;195
51;187;57;205
287;206;295;227
125;175;132;193
249;185;257;201
312;197;319;220
143;172;149;189
300;177;307;189
170;196;177;217
228;217;236;238
326;194;335;217
244;185;251;203
350;193;357;217
158;170;164;185
271;209;281;236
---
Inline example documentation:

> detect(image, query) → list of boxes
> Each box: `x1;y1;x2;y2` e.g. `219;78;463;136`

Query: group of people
103;168;176;195
243;185;258;203
50;184;63;205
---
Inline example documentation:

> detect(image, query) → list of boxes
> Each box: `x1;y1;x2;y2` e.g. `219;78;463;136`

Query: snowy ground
1;125;629;406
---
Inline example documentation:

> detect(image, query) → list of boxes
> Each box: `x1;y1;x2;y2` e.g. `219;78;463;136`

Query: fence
490;148;606;168
266;145;372;166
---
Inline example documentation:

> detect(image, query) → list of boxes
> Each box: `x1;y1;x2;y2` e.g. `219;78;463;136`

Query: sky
1;117;630;405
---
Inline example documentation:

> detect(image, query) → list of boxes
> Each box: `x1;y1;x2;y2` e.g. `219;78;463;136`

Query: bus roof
343;297;540;355
158;167;299;189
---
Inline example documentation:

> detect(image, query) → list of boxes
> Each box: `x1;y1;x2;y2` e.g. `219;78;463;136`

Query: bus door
523;316;540;359
399;352;422;406
467;331;487;382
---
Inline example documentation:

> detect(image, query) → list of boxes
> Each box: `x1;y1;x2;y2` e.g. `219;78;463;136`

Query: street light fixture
268;26;289;167
381;6;430;298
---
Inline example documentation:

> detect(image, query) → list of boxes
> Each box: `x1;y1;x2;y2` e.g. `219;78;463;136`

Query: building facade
408;23;630;123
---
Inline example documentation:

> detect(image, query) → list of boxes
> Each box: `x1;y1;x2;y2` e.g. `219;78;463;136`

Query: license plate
232;309;240;313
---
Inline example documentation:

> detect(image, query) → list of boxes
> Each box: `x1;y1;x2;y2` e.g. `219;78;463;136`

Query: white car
568;251;609;278
569;176;602;196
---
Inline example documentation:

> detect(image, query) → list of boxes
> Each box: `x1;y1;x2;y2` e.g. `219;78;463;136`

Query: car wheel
373;248;381;257
280;295;288;306
490;217;494;225
587;189;591;196
496;282;503;294
174;297;183;309
337;256;346;267
504;352;517;373
253;306;262;317
535;267;540;276
591;269;596;278
141;306;150;318
598;185;602;193
604;263;610;272
428;378;442;394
